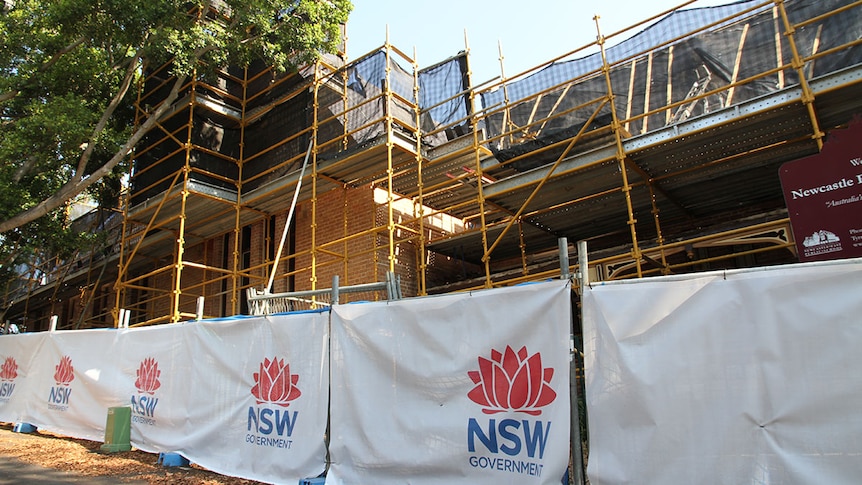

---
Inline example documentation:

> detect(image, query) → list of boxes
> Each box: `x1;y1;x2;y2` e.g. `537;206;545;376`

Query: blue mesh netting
317;49;471;155
481;0;767;110
419;53;470;130
479;0;862;167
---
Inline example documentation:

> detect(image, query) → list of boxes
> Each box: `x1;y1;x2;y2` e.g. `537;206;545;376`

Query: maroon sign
780;119;862;262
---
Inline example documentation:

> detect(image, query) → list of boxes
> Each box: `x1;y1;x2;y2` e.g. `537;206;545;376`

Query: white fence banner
177;313;330;483
329;280;572;485
0;333;49;427
0;312;329;484
583;259;862;484
11;329;127;441
117;322;199;452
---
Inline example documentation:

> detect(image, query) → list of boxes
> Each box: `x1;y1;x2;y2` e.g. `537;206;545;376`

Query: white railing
246;272;401;315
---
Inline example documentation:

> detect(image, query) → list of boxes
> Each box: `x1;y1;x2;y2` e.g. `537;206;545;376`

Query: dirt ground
0;423;266;484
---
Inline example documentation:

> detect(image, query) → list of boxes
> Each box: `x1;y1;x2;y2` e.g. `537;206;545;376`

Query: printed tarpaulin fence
582;258;862;484
0;312;330;484
0;279;572;484
329;280;572;485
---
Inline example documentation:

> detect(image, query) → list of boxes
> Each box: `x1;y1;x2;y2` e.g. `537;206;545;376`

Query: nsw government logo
0;357;18;403
466;346;555;478
246;357;300;450
131;357;161;426
48;356;75;411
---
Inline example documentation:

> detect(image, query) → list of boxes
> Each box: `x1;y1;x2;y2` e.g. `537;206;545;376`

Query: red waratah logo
54;356;75;386
0;357;17;381
251;357;301;407
134;357;161;394
467;346;556;416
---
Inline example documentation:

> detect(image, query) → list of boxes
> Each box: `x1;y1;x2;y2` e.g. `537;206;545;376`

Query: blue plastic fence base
12;422;37;433
157;452;190;467
299;478;325;485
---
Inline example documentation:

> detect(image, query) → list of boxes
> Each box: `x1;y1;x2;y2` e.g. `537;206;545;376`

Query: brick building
4;0;862;330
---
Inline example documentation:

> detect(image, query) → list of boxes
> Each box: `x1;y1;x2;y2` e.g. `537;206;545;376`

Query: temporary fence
582;257;862;484
246;272;402;315
0;280;571;485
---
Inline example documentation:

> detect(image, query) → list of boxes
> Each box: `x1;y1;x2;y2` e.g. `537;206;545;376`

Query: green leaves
0;0;352;288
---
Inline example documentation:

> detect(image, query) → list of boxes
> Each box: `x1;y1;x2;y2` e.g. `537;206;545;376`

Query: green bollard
100;406;132;453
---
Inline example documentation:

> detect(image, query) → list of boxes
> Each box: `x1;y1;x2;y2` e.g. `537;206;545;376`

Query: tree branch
75;52;140;178
0;73;188;235
12;155;39;183
0;90;18;104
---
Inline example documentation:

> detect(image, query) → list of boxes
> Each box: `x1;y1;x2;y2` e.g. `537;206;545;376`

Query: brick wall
119;180;468;322
293;185;382;293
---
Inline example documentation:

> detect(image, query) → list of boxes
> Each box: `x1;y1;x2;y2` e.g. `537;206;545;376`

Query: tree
0;0;351;286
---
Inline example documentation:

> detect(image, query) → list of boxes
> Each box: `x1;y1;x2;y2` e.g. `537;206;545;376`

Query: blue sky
345;0;731;82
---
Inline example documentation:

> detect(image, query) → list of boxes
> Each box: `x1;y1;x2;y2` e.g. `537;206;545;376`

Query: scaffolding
4;0;862;329
425;0;862;287
112;20;455;325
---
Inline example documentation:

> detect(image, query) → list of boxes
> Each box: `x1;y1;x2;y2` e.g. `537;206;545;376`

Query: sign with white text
780;119;862;261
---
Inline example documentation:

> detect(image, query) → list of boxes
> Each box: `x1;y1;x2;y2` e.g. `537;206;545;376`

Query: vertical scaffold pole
114;59;148;327
172;73;196;322
474;115;493;288
468;35;493;288
776;0;824;151
498;40;513;147
594;15;643;277
413;45;427;296
384;31;397;276
231;66;249;316
311;62;321;293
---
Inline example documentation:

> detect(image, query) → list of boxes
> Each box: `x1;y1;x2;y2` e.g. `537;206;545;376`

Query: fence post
570;240;589;485
559;237;570;279
577;240;589;288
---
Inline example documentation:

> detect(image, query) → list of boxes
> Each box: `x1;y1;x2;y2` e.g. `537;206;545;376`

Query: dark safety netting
419;52;471;145
131;73;244;205
316;50;417;161
479;0;862;171
316;48;472;161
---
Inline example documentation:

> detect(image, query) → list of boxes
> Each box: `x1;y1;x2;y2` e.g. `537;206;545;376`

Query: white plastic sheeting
0;312;330;484
329;280;572;485
583;259;862;484
0;280;573;483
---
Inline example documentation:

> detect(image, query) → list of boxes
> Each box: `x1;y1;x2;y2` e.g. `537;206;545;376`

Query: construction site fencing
246;272;402;315
0;280;572;485
583;258;862;483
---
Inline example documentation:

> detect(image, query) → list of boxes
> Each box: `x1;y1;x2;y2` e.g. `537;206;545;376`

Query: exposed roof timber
481;64;862;200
